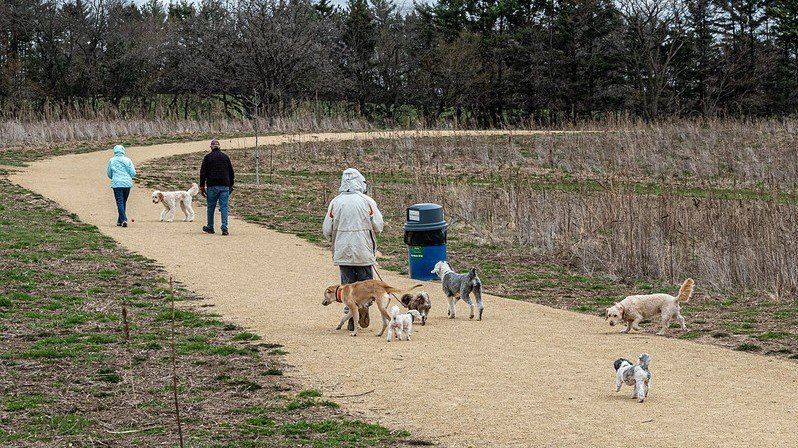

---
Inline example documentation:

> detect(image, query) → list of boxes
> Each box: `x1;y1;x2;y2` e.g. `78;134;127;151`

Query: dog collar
335;286;343;303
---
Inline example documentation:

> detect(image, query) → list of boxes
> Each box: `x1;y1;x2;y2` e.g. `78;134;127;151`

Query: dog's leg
180;201;188;221
160;208;167;222
167;205;175;222
350;307;360;337
636;379;646;402
336;309;353;331
676;312;687;331
615;375;623;392
376;297;390;337
474;286;484;321
186;201;194;222
657;313;671;335
461;288;474;319
387;325;393;342
447;297;456;319
621;320;634;334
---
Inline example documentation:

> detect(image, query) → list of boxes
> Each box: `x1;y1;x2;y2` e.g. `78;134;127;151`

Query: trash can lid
404;203;447;231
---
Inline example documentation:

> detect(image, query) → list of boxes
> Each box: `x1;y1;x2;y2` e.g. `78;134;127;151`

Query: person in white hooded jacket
323;168;384;331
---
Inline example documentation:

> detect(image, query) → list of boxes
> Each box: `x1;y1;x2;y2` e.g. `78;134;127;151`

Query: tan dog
323;280;422;337
605;278;694;335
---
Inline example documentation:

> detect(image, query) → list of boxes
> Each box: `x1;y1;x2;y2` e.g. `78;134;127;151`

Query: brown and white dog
323;280;422;337
605;278;694;335
400;292;431;325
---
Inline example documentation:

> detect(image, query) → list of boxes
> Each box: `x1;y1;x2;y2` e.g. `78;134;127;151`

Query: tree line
2;0;797;125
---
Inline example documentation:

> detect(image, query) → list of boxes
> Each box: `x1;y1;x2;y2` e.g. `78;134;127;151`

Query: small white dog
614;354;652;403
605;278;694;335
386;305;421;342
151;183;199;222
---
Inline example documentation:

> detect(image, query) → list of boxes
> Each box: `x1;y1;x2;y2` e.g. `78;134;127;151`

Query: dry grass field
140;120;798;359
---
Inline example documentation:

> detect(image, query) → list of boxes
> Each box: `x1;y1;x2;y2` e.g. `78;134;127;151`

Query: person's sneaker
221;228;229;236
202;226;215;234
359;307;370;328
121;221;128;228
117;222;122;227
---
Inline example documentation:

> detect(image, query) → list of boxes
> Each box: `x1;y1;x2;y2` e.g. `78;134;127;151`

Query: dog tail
187;183;200;196
390;306;401;319
677;278;694;303
637;353;651;370
385;284;424;295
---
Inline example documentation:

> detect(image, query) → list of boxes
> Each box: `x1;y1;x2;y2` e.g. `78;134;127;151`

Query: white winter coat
322;169;384;266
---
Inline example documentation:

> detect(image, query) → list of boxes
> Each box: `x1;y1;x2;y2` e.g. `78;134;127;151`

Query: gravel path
11;130;798;447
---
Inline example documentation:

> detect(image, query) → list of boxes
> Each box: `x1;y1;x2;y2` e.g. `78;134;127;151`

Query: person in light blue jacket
106;145;136;227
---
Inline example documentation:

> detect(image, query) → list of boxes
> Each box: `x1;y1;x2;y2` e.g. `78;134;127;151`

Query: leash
372;264;403;306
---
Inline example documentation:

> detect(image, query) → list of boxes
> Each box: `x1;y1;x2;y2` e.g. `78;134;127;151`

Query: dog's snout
609;321;615;326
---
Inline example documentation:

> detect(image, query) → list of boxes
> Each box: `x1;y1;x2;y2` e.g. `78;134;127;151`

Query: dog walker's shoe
359;307;370;328
202;226;215;234
117;222;122;227
221;228;229;236
121;221;128;228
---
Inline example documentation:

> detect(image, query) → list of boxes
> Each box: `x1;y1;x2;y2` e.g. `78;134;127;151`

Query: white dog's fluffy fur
386;305;421;342
151;183;199;222
605;278;694;335
614;354;652;403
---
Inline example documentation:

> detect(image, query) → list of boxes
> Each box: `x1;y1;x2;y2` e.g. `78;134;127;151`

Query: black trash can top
404;203;447;231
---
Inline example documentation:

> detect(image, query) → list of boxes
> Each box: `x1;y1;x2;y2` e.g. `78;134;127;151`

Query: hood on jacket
113;145;126;156
339;168;366;193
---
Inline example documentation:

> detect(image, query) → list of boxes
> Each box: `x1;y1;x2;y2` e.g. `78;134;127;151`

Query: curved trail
11;130;797;447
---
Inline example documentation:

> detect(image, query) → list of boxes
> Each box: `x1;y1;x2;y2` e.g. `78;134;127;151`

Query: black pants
339;265;374;284
340;266;373;329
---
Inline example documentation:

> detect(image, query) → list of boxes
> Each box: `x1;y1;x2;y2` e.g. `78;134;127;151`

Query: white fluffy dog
151;183;199;222
614;354;652;403
387;305;421;342
605;278;694;335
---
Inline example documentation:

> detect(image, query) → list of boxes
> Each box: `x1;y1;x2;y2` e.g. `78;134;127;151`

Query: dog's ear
400;294;412;306
469;268;477;277
158;192;164;201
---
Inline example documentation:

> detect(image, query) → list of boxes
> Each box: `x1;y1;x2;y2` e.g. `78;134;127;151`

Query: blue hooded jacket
106;145;136;188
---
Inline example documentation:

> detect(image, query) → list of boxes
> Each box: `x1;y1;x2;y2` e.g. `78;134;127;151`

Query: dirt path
11;130;798;447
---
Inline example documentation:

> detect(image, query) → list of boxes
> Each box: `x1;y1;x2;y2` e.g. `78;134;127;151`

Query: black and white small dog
613;353;652;403
431;261;484;320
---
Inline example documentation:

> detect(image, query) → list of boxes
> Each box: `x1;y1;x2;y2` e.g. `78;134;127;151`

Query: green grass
4;394;49;412
155;308;223;327
757;331;793;341
232;331;262;341
736;343;762;352
0;178;410;447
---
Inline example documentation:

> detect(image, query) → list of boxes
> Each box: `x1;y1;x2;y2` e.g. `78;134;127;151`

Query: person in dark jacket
199;139;234;235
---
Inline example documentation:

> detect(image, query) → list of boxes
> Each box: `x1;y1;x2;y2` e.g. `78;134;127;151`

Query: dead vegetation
140;120;798;359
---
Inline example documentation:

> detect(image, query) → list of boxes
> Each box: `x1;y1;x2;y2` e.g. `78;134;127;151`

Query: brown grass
139;121;798;359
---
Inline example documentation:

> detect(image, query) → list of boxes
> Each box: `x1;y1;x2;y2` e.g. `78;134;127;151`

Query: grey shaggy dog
614;353;652;403
431;261;484;320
